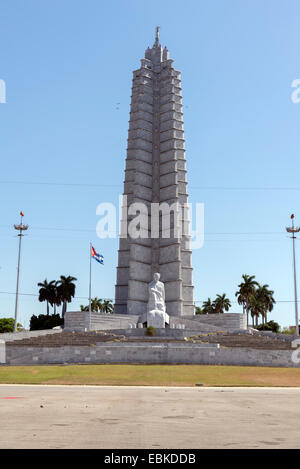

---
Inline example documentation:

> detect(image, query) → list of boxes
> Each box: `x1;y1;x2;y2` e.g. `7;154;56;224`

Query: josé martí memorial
114;27;194;320
2;31;298;367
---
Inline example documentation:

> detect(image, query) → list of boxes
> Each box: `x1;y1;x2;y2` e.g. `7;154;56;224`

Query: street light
286;214;300;336
14;211;28;333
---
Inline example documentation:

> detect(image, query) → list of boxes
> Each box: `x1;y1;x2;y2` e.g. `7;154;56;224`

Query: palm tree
80;297;104;313
235;275;259;327
57;275;77;318
235;291;246;314
255;284;275;326
202;298;215;314
213;294;231;314
102;299;114;314
37;279;56;315
52;281;62;314
91;297;103;312
249;294;264;327
195;306;204;315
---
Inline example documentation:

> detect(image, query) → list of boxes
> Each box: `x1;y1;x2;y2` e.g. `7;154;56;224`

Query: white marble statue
147;273;169;328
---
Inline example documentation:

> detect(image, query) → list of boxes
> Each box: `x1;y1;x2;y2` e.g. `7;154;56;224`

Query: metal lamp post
14;211;28;333
286;214;300;336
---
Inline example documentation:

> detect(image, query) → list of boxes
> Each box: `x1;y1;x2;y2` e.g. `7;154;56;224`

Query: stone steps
5;330;293;351
0;329;62;342
5;331;126;347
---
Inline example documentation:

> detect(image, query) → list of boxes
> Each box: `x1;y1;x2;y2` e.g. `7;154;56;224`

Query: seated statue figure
147;273;169;328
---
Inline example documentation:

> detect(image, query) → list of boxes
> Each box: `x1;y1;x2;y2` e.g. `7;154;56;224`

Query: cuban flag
91;245;104;264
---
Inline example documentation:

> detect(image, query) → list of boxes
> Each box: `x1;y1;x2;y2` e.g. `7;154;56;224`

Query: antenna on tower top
155;26;160;46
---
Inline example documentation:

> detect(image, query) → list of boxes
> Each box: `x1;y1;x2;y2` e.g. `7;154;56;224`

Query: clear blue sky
0;0;300;328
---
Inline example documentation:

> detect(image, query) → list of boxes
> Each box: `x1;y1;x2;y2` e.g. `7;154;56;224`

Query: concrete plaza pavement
0;384;299;449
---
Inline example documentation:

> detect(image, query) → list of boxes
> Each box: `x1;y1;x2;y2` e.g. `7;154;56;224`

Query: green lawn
0;364;300;387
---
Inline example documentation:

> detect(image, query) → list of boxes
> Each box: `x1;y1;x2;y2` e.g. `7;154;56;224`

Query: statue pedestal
147;309;169;329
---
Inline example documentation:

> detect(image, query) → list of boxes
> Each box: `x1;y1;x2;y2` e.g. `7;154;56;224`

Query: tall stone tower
115;28;194;317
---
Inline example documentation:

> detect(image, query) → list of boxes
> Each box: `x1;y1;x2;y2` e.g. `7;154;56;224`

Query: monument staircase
5;329;293;350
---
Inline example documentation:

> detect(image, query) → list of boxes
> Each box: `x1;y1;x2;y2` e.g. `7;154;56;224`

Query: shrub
146;326;155;336
30;314;63;331
256;320;280;333
0;318;23;333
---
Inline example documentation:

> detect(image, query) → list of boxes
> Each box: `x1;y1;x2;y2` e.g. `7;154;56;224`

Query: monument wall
5;342;299;368
64;311;139;332
64;311;247;332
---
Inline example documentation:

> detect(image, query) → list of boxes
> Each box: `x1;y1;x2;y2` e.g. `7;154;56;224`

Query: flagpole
88;242;92;331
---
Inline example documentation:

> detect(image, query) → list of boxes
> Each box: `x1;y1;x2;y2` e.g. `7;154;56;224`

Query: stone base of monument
147;310;170;329
138;311;170;329
64;311;246;332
